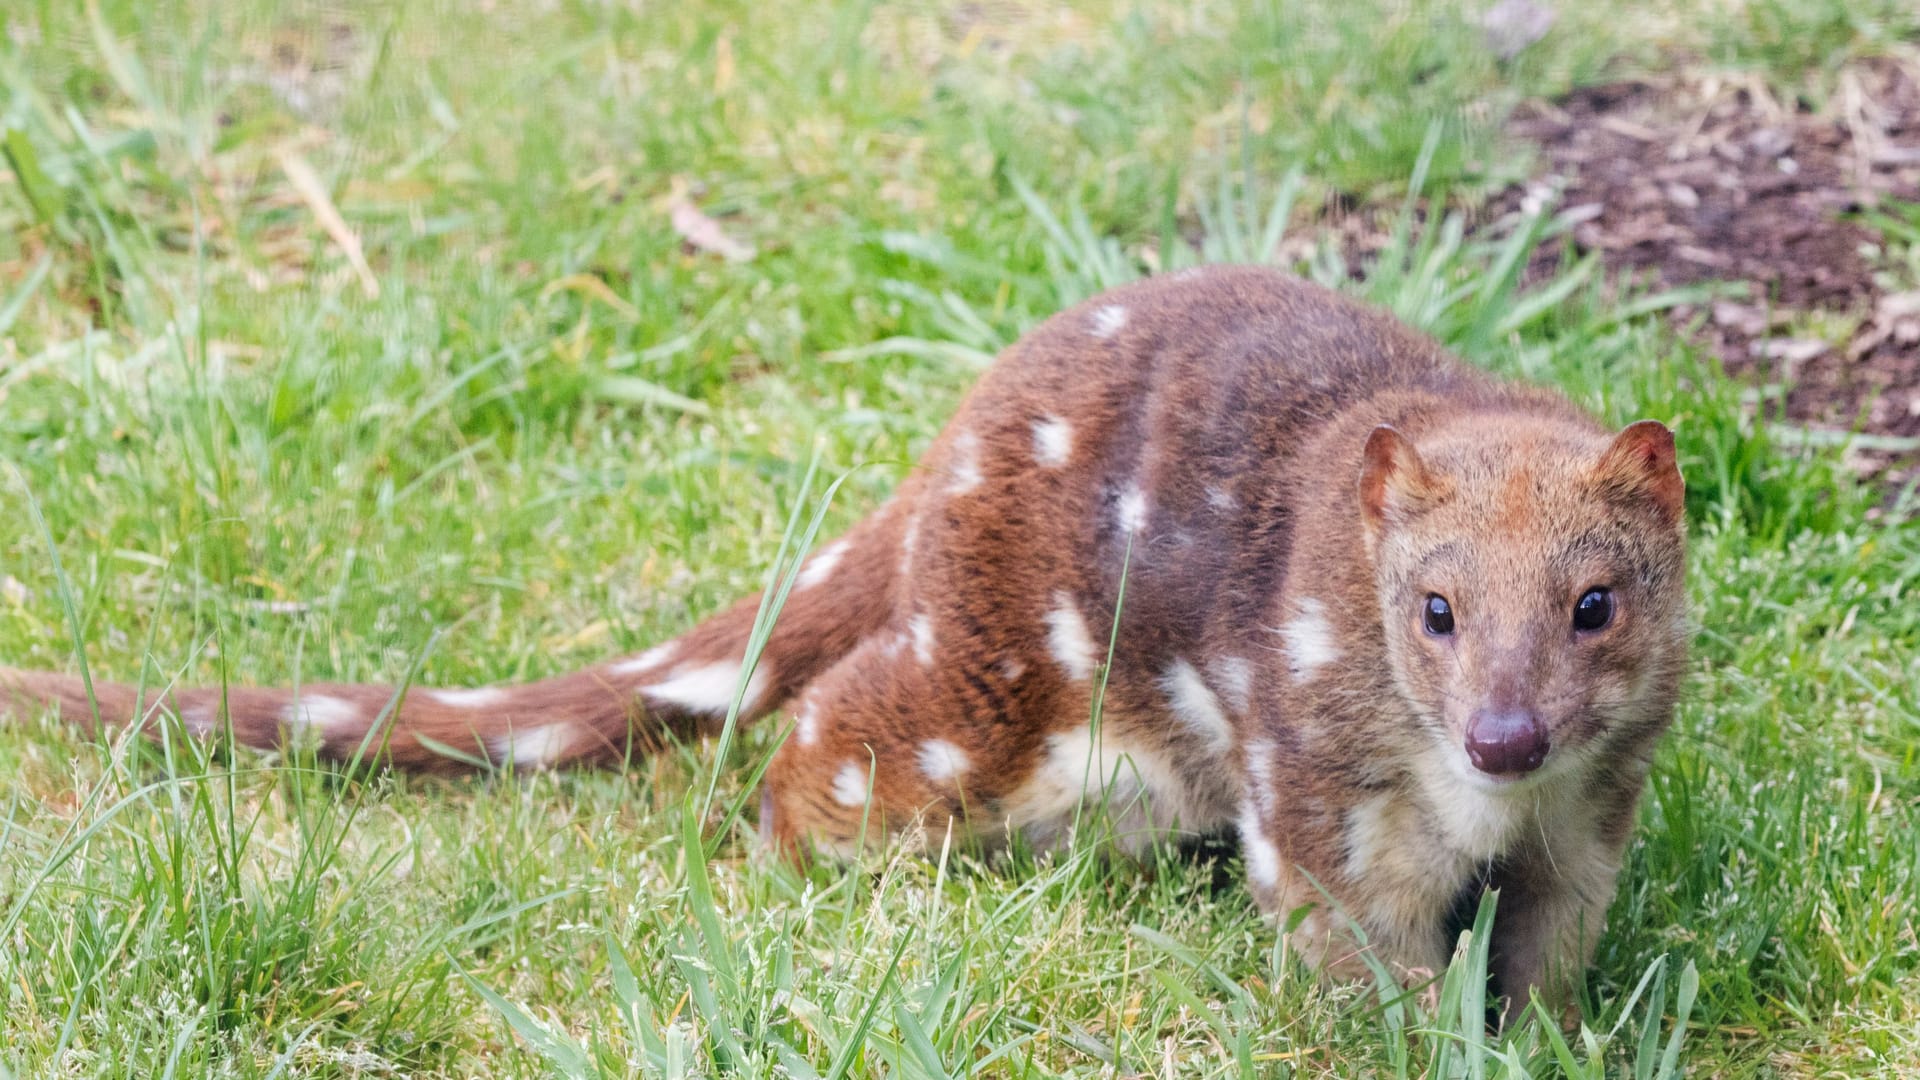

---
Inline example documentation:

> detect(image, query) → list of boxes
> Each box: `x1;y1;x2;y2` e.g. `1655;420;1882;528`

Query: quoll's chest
1333;758;1542;899
1410;755;1538;863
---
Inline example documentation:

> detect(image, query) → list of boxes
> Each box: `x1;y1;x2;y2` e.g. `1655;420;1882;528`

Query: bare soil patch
1498;57;1920;484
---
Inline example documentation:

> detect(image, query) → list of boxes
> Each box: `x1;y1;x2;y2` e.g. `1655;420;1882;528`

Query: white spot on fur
918;739;970;782
640;661;770;715
793;701;821;746
1292;909;1327;946
948;431;982;494
1279;599;1341;683
1210;656;1254;714
492;724;571;768
1343;793;1394;878
1090;304;1128;339
1045;594;1099;682
899;516;920;578
909;614;936;667
1161;658;1233;755
999;658;1027;681
1002;723;1199;852
832;761;870;807
281;695;358;733
1207;486;1237;511
1020;726;1126;818
1238;798;1282;889
1243;737;1280;817
879;628;908;660
796;539;850;590
1116;486;1148;534
1032;416;1073;467
428;687;511;709
610;642;678;677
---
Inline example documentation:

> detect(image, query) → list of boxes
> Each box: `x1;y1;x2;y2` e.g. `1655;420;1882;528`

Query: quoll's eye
1574;587;1614;632
1423;594;1455;636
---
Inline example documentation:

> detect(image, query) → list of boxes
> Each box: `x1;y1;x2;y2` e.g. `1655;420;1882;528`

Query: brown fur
1;267;1687;1011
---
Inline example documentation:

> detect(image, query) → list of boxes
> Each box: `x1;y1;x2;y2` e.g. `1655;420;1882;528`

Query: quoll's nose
1464;710;1550;778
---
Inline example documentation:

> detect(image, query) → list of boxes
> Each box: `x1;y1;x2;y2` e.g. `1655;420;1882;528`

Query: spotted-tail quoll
4;266;1689;1012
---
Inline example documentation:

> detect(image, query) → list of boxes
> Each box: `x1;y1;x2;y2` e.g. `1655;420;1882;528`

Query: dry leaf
1749;338;1828;365
1711;300;1792;336
279;150;379;298
714;32;735;94
1480;0;1554;60
542;273;642;321
668;192;756;263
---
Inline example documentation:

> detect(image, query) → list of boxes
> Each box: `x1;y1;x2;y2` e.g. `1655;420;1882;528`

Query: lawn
2;0;1918;1076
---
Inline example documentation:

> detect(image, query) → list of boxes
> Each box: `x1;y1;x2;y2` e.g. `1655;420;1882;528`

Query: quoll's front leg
1236;774;1452;987
1471;767;1650;1023
1485;827;1628;1020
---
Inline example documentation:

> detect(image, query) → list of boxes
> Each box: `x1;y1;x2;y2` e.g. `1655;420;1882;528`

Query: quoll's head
1358;415;1689;790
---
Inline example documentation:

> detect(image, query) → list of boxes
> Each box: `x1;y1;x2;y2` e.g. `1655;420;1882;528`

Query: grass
2;0;1917;1075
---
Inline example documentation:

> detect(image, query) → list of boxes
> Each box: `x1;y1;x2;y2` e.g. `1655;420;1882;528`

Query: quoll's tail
0;511;901;773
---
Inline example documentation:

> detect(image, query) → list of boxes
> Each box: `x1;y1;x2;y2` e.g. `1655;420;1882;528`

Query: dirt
1495;58;1920;487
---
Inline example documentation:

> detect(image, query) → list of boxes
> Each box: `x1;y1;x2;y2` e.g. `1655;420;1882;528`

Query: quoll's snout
1464;709;1550;778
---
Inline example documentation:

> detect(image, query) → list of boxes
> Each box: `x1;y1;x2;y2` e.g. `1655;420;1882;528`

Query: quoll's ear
1359;425;1446;533
1593;419;1685;521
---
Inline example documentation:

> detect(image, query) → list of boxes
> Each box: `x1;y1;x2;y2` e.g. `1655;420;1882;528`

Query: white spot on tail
1116;485;1148;534
1238;798;1282;889
948;431;982;494
796;539;850;590
832;761;870;807
492;724;571;769
1160;658;1233;755
282;695;358;733
1210;656;1254;714
1090;304;1128;339
1032;416;1073;467
428;687;511;709
909;614;936;667
1343;793;1394;878
918;739;970;782
640;661;770;715
183;704;217;736
1045;594;1100;682
610;642;678;677
1278;599;1341;683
